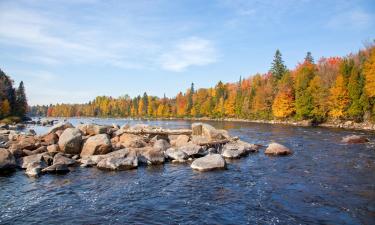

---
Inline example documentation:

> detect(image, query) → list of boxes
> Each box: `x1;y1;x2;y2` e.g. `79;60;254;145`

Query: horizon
1;0;375;106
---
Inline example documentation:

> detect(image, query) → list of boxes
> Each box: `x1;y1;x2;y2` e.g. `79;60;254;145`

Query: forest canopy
30;44;375;123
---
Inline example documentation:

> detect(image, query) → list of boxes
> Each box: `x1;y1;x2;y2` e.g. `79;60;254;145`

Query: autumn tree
294;62;316;119
272;72;295;119
329;74;350;119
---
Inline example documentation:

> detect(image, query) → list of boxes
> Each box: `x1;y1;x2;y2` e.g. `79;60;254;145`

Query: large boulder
77;124;110;136
265;143;292;156
191;123;203;135
221;140;259;159
173;135;190;147
47;144;60;153
53;153;76;166
201;123;229;140
178;143;205;157
48;122;74;134
165;148;188;162
190;135;210;145
58;128;83;154
0;149;17;170
138;147;165;165
153;139;170;152
80;134;112;157
21;153;45;169
118;134;147;148
17;135;39;150
191;154;226;172
25;161;45;177
41;132;58;145
342;135;369;144
96;149;138;170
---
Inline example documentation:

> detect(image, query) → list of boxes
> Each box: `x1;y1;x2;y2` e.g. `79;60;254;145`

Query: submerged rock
42;164;70;174
265;143;292;156
191;154;226;171
221;140;259;159
341;135;369;144
25;161;44;177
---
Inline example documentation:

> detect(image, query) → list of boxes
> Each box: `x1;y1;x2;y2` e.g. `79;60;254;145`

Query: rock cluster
7;120;367;177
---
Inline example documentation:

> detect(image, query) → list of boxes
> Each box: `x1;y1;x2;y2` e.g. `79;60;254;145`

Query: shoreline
31;116;375;132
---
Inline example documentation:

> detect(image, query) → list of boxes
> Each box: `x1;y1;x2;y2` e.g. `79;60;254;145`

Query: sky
0;0;374;106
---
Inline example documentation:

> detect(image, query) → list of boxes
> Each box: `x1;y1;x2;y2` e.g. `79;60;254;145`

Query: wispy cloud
159;37;218;72
327;9;374;30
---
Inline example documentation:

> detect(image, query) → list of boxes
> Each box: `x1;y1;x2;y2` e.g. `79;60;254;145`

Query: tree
272;72;295;119
270;49;287;80
364;47;375;97
294;62;316;119
347;65;363;120
0;100;11;117
307;76;328;122
329;74;350;119
186;83;194;115
16;81;28;117
305;52;314;64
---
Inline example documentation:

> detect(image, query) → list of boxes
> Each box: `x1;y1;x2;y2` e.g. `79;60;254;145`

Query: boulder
77;124;110;136
165;148;188;162
47;144;60;153
96;149;138;170
174;135;190;147
55;130;63;137
138;147;165;165
130;124;149;130
53;153;76;166
80;134;112;157
8;145;24;158
25;161;44;177
0;149;17;170
41;132;58;145
191;154;226;172
42;164;70;174
118;134;147;148
342;135;369;144
221;140;259;159
17;135;39;150
153;139;170;152
48;122;74;134
178;143;205;157
58;128;83;154
33;146;47;154
201;123;229;140
21;153;44;169
191;123;203;135
265;143;292;156
190;135;210;145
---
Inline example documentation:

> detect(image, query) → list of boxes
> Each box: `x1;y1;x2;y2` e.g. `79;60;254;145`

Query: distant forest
30;44;375;123
0;69;28;121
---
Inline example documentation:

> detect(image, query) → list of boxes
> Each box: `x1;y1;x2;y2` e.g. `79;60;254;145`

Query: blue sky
0;0;374;105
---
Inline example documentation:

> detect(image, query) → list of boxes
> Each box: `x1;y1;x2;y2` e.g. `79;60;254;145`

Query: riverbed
1;118;374;224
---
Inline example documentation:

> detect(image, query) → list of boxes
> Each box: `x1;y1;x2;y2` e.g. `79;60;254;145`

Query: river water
1;118;374;224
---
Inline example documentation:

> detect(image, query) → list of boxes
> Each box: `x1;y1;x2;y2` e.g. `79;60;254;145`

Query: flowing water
1;118;374;224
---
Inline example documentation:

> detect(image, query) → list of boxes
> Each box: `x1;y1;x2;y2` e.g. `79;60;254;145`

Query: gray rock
265;143;292;156
191;154;226;172
221;140;258;158
138;147;165;165
53;153;76;166
77;124;110;136
341;135;369;144
174;135;190;147
21;153;44;169
178;143;205;157
42;164;70;174
153;139;170;152
48;122;74;134
58;128;83;154
165;148;188;162
80;134;112;157
25;161;44;177
97;149;138;170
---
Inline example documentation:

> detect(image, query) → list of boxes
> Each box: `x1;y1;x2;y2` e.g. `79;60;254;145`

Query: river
1;118;374;224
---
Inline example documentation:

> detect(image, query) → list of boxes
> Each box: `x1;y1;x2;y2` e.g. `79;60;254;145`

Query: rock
192;123;203;135
174;135;190;147
42;164;70;174
79;155;106;166
41;132;58;145
58;128;83;154
96;149;138;170
178;143;205;157
8;145;24;158
41;152;54;165
191;135;210;145
221;140;259;159
80;134;112;157
191;154;226;172
0;133;9;143
25;162;44;177
138;147;165;165
165;148;188;162
53;153;76;166
21;153;44;169
112;123;120;129
265;143;292;156
77;124;110;136
33;146;47;154
28;129;37;136
47;144;60;153
72;155;79;160
341;135;369;144
17;136;39;150
55;130;63;137
119;134;146;148
48;122;74;134
153;139;170;152
130;124;149;130
0;149;17;170
201;123;229;140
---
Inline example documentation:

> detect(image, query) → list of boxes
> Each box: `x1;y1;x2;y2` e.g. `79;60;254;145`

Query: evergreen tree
186;83;194;115
305;52;314;64
15;81;28;117
270;49;287;80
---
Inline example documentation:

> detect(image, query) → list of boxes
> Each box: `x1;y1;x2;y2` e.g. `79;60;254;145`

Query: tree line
30;44;375;123
0;69;28;120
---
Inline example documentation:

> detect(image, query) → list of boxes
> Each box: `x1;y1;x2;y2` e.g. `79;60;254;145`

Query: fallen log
119;128;192;136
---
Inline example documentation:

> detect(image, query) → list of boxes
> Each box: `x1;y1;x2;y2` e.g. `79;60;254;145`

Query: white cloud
159;37;218;72
327;9;373;29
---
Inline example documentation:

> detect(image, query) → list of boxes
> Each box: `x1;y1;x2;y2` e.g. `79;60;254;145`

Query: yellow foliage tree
329;74;349;119
0;100;11;117
272;90;295;118
364;47;375;97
